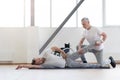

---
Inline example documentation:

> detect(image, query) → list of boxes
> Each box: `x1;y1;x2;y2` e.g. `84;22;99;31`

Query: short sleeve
96;28;103;35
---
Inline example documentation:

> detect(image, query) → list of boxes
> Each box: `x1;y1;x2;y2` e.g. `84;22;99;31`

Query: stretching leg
76;45;87;63
66;52;103;68
91;49;103;65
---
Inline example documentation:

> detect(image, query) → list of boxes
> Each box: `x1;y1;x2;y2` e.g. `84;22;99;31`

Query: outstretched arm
16;64;42;70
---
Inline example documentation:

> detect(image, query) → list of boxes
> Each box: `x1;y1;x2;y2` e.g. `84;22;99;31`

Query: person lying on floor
16;46;116;69
16;46;66;69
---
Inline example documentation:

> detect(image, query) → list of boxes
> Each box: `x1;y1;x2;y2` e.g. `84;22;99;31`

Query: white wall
0;27;39;63
0;28;27;63
0;27;120;63
103;27;120;60
26;27;39;63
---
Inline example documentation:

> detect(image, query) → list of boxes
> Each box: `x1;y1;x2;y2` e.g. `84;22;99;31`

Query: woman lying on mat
16;46;116;69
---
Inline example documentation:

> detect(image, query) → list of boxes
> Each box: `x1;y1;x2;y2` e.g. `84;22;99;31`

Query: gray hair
81;17;89;22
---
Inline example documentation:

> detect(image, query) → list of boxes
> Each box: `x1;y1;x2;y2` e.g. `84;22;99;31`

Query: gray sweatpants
82;45;103;65
76;45;103;65
66;52;103;68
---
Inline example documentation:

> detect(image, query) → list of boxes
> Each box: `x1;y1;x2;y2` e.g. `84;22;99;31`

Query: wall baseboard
0;61;12;64
0;63;30;65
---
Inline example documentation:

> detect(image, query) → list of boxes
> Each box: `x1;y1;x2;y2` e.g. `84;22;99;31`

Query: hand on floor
16;65;23;70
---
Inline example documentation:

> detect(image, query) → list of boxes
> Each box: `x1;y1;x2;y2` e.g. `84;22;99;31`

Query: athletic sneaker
83;61;87;63
109;56;116;68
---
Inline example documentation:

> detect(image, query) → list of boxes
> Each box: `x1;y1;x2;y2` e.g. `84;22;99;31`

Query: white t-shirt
40;49;66;68
82;26;104;50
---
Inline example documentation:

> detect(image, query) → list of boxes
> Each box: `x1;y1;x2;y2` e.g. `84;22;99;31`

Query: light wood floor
0;65;120;80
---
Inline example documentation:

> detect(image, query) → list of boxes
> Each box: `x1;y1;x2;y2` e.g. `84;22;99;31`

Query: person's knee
76;45;86;50
78;48;86;54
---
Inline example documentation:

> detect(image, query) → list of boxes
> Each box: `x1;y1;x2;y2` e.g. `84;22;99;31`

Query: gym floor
0;64;120;80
